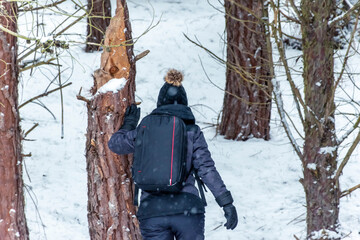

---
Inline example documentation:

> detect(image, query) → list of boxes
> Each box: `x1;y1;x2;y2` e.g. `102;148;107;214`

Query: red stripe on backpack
170;116;176;185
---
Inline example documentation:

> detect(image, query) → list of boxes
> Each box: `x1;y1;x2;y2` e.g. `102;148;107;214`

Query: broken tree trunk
0;1;29;239
84;0;141;239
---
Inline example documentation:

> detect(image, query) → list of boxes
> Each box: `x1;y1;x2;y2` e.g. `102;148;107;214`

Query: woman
108;69;238;240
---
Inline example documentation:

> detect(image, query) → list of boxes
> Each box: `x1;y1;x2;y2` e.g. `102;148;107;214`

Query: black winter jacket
108;104;229;220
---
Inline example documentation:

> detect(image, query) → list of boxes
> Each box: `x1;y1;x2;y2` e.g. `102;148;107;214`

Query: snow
319;147;337;157
95;77;127;95
307;163;317;170
16;0;360;240
1;85;9;90
310;229;342;239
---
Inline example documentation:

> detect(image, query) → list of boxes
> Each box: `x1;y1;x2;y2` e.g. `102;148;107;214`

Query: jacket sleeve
108;129;137;155
192;127;228;199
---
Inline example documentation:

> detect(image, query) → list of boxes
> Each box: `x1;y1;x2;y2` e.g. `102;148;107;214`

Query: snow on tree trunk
219;0;272;141
85;0;111;52
0;2;29;239
301;0;340;239
85;1;141;239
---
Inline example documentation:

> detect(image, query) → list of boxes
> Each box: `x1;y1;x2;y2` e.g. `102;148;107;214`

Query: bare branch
185;33;272;97
19;82;72;109
21;153;32;158
273;79;303;160
330;1;360;27
337;114;360;145
20;58;58;72
330;13;359;108
0;24;37;41
19;13;87;62
24;123;39;138
76;87;91;105
341;183;360;198
18;0;66;12
269;7;305;127
278;7;300;24
335;129;360;186
134;50;150;62
288;0;302;21
199;57;269;106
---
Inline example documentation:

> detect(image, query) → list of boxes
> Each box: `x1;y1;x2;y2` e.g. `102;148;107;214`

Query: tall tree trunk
85;0;111;52
0;2;29;240
219;0;273;141
85;0;141;239
301;0;340;239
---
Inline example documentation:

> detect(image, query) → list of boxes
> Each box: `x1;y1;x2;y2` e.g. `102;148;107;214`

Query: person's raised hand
120;104;141;130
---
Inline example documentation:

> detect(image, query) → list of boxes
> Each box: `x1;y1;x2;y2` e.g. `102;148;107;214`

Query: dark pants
139;214;205;240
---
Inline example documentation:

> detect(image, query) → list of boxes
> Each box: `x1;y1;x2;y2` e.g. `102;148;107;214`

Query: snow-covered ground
18;0;360;239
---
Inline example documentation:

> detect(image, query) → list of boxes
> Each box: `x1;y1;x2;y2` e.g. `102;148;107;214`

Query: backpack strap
134;184;139;206
191;169;207;206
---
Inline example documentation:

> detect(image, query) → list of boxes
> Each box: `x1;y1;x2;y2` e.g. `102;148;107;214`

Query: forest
1;0;360;239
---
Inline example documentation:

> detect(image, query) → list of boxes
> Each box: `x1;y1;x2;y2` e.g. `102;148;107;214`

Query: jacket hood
151;104;195;125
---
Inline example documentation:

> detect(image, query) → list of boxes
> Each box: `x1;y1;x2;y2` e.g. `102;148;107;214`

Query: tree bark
85;0;111;52
301;0;340;239
219;0;273;141
85;0;141;239
0;2;29;240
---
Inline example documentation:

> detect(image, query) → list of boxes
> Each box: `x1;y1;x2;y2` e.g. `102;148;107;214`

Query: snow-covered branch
337;114;360;145
272;79;303;160
329;1;360;27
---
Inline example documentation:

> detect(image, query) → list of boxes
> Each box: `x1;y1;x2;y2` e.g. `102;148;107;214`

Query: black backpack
132;114;188;193
132;113;207;206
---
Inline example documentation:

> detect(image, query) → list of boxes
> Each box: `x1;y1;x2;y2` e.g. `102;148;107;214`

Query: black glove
120;104;140;130
215;191;238;230
223;203;238;230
